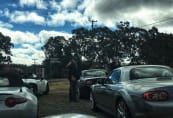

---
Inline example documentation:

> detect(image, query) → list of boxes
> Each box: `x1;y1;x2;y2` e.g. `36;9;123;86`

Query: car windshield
27;74;38;79
82;70;106;78
130;67;173;80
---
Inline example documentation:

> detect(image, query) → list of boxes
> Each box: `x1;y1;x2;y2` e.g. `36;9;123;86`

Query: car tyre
115;99;131;118
90;92;98;111
36;101;39;118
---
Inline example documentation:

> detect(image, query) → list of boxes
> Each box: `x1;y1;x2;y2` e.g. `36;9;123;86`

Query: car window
82;70;106;78
108;70;121;83
130;67;173;80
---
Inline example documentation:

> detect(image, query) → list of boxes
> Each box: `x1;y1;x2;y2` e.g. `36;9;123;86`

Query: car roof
115;65;171;71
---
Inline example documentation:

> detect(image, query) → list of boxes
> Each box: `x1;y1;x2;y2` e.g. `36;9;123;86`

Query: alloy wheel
116;99;130;118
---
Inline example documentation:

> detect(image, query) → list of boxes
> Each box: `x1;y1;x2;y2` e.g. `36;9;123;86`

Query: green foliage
140;27;173;66
0;32;13;64
42;23;173;75
42;36;70;65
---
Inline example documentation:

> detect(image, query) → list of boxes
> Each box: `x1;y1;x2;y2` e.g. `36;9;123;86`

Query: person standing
66;57;79;102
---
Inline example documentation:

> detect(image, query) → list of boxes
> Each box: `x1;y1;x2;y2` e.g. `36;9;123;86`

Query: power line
141;17;173;28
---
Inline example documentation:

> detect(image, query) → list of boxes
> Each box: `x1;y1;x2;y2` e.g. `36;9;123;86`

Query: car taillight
5;97;27;107
85;80;93;85
143;91;168;101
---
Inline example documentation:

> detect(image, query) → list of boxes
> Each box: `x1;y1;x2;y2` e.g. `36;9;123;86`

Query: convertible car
0;70;38;118
90;65;173;118
78;69;106;98
22;73;49;96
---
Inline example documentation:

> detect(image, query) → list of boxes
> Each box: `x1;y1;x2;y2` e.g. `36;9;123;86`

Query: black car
77;69;106;98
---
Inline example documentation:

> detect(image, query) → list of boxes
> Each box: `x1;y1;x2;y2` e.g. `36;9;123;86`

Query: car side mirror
97;79;104;85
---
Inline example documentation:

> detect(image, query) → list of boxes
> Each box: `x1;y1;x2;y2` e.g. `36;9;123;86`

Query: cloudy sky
0;0;173;65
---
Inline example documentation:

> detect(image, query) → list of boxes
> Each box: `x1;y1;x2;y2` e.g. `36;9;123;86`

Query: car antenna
20;87;23;92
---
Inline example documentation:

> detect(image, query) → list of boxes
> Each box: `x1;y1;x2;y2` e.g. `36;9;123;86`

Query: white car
22;74;49;96
0;71;38;118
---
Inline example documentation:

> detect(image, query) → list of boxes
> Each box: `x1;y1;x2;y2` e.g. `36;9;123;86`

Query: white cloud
4;8;10;17
0;27;39;44
0;21;13;29
11;50;45;65
11;45;45;65
11;54;33;65
60;0;79;9
49;0;62;11
83;0;173;32
47;12;66;26
39;30;72;43
0;27;72;65
19;0;47;9
48;10;90;27
9;11;45;25
78;0;90;11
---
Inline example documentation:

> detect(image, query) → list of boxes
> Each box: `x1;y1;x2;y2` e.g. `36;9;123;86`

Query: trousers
69;80;78;102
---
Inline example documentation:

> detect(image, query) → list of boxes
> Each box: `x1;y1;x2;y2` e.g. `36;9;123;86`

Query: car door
93;78;106;106
101;70;121;110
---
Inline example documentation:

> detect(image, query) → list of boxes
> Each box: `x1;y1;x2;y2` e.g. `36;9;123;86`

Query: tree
42;36;70;78
140;27;173;66
114;22;148;64
0;32;13;64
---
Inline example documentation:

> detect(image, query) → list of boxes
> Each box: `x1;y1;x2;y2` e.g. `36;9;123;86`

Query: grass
39;79;112;118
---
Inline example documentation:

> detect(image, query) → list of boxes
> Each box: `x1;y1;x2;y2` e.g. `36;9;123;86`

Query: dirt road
39;79;113;118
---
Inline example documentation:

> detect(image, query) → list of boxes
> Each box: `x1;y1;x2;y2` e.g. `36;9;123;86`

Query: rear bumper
0;109;37;118
133;101;173;118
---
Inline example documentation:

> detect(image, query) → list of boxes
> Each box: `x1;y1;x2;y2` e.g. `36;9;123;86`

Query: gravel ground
38;79;114;118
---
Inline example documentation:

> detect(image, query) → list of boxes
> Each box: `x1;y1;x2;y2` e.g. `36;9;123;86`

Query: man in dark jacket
66;58;79;102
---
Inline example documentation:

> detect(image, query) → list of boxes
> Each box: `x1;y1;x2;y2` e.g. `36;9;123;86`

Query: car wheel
44;83;49;95
90;92;97;111
116;99;131;118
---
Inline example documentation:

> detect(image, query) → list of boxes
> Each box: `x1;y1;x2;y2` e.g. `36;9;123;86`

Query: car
22;73;49;96
77;69;107;98
0;70;38;118
43;113;97;118
90;65;173;118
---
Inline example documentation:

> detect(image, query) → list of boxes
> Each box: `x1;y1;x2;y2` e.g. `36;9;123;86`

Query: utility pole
91;20;97;30
32;58;38;75
32;58;38;65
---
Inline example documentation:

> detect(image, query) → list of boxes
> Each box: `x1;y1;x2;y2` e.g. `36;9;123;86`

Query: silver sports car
90;65;173;118
0;70;38;118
